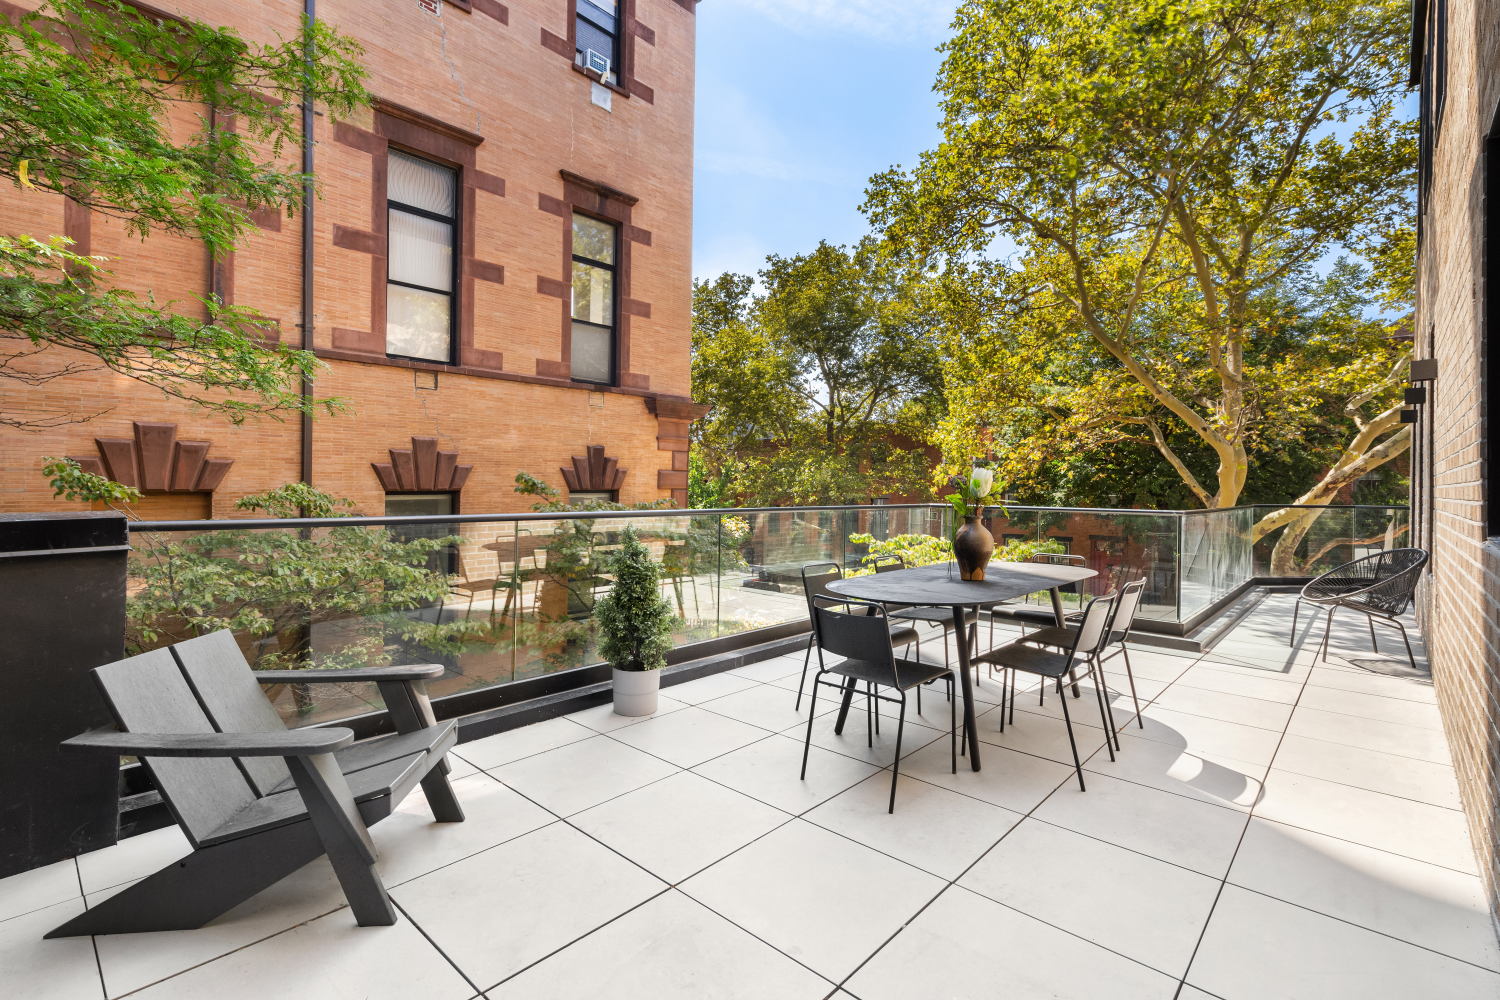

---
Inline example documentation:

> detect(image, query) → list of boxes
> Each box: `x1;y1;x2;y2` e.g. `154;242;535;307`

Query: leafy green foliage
868;0;1414;510
691;241;944;505
235;482;355;519
846;532;952;576
42;455;141;509
1;1;369;428
594;526;679;671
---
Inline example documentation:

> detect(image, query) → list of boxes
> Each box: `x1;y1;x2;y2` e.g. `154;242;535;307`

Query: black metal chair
795;562;922;714
983;551;1088;639
1015;578;1148;728
800;596;956;813
1292;548;1429;669
973;593;1119;791
871;554;970;695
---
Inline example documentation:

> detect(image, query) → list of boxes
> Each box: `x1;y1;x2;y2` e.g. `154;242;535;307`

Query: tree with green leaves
691;241;945;505
594;526;679;671
1;0;369;429
868;0;1415;512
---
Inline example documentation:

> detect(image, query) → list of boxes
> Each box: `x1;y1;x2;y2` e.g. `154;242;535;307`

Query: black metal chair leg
1290;599;1300;646
889;695;908;813
1392;618;1418;670
795;634;814;711
1367;613;1379;652
1058;679;1085;792
1121;645;1144;729
1094;658;1121;752
1091;667;1117;762
800;670;824;780
1320;607;1335;661
950;675;957;774
1008;667;1016;725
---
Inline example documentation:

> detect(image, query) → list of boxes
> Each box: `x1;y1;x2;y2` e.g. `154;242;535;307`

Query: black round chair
1291;548;1429;668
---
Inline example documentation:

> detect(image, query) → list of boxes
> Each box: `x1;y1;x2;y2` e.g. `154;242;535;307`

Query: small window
569;490;616;505
575;0;618;85
387;151;457;364
385;492;457;575
571;212;617;384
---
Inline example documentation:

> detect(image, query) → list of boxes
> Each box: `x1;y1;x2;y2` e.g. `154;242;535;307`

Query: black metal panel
0;513;127;877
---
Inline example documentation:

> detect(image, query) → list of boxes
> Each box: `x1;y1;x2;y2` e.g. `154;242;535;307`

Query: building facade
1409;0;1500;925
0;0;703;519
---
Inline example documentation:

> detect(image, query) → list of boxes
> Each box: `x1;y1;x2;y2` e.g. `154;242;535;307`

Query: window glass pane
389;209;453;292
387;284;451;361
575;16;614;66
388;150;455;217
572;214;616;264
571;261;614;325
579;0;616;26
571;321;611;383
384;494;453;517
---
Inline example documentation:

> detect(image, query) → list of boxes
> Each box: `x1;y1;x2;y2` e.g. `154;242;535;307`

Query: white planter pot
612;667;660;717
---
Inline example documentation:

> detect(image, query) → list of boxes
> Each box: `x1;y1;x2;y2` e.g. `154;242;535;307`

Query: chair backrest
800;561;843;619
1347;549;1429;616
1031;551;1085;594
92;647;260;847
1030;552;1086;566
1069;593;1117;661
812;597;898;687
172;630;292;796
1108;579;1147;640
871;555;905;573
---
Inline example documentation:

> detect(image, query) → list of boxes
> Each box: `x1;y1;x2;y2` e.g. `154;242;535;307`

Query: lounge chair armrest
252;664;445;684
60;727;355;757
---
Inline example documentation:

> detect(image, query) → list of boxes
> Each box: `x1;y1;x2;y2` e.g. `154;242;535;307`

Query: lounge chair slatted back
92;649;258;846
172;631;293;796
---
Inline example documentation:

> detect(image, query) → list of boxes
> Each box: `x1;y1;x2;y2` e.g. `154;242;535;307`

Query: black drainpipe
299;0;316;488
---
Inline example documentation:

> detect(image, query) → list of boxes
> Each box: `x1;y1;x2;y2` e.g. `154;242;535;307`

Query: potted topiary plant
595;525;680;715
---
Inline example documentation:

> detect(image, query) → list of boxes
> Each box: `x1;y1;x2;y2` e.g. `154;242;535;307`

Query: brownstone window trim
384;143;463;367
544;178;648;390
331;104;506;372
547;0;650;103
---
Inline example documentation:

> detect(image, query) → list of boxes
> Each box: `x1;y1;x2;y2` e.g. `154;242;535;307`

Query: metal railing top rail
120;501;1410;533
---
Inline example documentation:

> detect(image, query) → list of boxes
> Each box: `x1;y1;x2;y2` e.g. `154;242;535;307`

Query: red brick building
0;0;704;519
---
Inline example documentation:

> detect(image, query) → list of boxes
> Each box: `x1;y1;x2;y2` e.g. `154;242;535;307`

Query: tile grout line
1168;617;1321;997
387;895;489;997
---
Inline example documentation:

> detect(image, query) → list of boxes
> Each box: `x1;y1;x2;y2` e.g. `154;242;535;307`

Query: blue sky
691;1;959;282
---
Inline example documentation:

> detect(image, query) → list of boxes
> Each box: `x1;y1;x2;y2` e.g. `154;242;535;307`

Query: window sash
386;151;458;363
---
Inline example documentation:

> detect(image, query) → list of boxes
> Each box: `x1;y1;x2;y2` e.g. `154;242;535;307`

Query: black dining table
826;561;1098;769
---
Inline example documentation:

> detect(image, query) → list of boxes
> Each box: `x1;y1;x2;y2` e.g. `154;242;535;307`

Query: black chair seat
203;749;432;846
987;605;1059;627
264;721;458;796
975;642;1077;679
888;624;921;647
821;653;953;691
1019;625;1129;649
891;607;978;628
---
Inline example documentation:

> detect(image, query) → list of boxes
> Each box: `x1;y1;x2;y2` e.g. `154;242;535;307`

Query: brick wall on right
1414;0;1500;929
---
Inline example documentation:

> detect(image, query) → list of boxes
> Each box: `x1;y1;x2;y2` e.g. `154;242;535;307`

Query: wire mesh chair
1292;548;1429;669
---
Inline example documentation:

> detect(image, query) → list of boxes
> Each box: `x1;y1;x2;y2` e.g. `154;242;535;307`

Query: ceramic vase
954;515;995;581
612;666;660;716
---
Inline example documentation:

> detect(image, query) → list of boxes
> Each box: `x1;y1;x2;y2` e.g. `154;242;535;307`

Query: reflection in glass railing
124;503;1405;728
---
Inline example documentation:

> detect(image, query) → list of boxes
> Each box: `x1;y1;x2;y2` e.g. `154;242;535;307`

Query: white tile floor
3;595;1497;999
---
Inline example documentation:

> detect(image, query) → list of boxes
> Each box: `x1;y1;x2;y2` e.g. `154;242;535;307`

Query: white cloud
726;0;959;43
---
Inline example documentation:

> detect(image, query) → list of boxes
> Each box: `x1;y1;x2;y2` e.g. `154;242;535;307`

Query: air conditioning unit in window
585;49;610;78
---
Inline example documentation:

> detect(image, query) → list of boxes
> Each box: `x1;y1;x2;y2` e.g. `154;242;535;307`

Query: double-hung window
571;212;616;384
387;150;457;364
575;0;619;85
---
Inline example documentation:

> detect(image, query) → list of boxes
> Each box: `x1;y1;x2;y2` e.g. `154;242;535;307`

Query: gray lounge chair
47;630;463;937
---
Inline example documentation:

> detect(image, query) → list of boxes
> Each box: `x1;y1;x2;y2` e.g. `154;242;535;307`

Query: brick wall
0;0;701;515
1413;0;1500;925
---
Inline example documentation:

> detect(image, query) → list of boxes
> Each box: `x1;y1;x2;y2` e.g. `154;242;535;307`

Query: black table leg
1051;587;1081;697
952;604;982;770
833;676;857;735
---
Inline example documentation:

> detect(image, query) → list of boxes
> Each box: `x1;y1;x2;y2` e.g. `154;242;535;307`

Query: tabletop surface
826;561;1098;607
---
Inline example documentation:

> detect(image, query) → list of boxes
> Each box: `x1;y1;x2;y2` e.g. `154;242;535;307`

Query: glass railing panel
1178;507;1255;622
720;509;837;634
